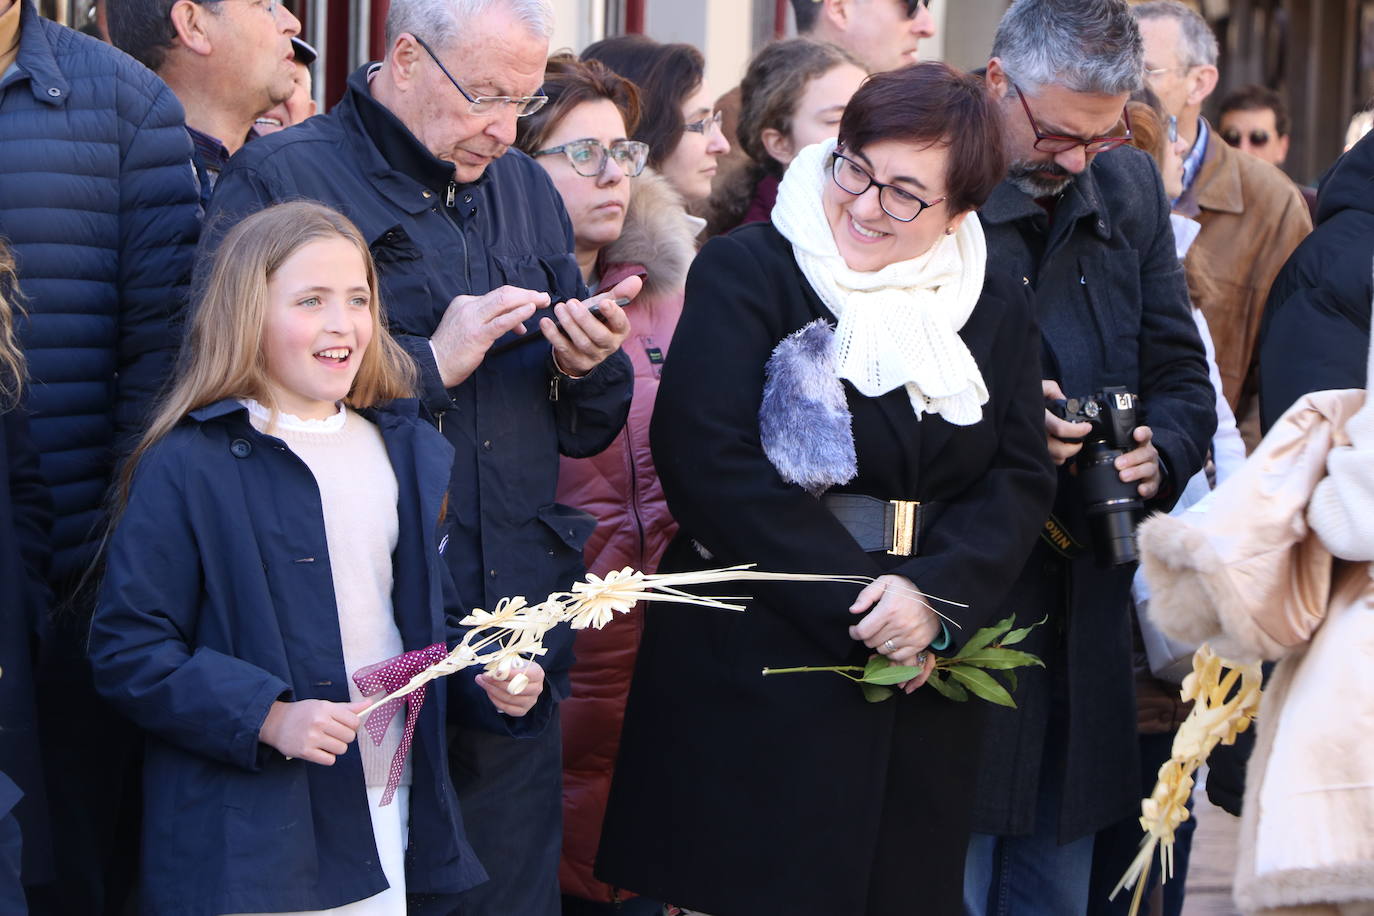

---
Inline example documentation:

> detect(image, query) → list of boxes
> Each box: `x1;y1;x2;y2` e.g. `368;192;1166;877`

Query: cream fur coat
1139;388;1374;915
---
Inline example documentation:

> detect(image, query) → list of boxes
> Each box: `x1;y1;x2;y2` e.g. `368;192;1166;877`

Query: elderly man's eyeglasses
684;111;725;135
533;138;650;178
1012;82;1132;154
830;151;944;223
413;35;548;117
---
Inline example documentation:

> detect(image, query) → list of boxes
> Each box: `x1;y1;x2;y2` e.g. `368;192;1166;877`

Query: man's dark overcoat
971;145;1216;843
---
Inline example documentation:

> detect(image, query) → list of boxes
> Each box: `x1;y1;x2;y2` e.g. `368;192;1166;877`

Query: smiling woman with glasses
514;53;702;916
597;61;1056;916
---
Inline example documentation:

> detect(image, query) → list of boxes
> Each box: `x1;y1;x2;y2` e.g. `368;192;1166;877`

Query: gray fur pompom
759;319;858;495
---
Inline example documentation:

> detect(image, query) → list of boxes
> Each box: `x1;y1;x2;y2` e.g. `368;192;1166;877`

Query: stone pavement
1182;774;1241;916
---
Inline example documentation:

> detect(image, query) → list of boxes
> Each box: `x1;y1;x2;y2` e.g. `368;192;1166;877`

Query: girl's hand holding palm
476;658;546;717
259;698;371;765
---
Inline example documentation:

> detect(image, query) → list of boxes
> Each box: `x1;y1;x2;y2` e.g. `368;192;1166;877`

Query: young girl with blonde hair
89;201;548;916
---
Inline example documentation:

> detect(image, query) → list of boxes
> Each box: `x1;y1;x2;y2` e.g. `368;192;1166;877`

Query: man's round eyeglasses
413;35;548;117
1012;82;1132;154
830;151;944;223
533;138;650;178
684;111;725;135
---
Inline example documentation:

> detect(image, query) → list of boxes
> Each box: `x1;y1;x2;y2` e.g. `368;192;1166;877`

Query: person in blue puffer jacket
0;1;199;911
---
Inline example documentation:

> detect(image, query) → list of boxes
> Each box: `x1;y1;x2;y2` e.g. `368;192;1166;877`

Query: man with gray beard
961;1;1216;913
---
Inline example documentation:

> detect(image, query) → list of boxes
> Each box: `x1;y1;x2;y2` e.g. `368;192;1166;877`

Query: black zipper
624;418;646;565
445;180;472;289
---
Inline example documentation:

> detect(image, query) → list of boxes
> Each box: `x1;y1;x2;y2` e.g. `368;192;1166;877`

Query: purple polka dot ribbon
351;641;449;806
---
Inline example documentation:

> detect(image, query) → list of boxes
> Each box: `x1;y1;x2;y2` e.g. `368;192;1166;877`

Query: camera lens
1078;442;1143;567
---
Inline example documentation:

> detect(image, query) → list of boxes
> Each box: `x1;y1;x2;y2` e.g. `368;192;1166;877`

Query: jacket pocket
493;252;582;300
371;226;435;337
1079;250;1142;383
537;502;598;553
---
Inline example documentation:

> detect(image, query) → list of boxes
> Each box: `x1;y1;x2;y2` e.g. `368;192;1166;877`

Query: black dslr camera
1049;386;1143;567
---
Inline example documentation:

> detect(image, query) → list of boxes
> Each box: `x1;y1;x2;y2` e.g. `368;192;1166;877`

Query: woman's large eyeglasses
413;35;548;117
684;111;725;135
1012;82;1132;154
830;152;944;223
533;138;650;178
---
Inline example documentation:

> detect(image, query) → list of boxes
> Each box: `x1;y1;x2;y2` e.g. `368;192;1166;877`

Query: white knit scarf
771;138;989;425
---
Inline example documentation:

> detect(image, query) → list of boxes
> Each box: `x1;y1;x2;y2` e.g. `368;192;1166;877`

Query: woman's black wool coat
596;223;1057;916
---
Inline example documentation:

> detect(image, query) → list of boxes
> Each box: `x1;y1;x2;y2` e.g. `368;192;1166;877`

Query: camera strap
1041;513;1088;559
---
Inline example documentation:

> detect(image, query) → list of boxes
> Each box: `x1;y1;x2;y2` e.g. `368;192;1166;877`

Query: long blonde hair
118;201;415;507
0;241;27;410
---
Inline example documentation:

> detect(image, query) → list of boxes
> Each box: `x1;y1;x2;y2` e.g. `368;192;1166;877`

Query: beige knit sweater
246;401;407;788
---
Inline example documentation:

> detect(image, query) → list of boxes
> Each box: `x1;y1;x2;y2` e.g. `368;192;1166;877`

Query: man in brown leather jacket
1134;1;1311;450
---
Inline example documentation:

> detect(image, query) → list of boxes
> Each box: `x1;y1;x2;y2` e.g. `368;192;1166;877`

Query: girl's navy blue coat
0;407;54;886
89;399;537;916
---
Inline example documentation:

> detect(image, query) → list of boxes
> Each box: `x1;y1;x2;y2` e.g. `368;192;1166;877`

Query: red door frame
626;0;644;32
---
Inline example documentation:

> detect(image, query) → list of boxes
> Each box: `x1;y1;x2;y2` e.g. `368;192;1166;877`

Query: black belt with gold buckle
820;493;943;557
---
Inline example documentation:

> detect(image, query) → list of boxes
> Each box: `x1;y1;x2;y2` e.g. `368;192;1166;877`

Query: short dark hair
1218;84;1290;137
582;35;705;168
837;62;1007;215
108;0;185;72
515;54;642;155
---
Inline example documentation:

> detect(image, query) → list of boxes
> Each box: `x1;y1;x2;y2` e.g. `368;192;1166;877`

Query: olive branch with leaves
763;614;1048;706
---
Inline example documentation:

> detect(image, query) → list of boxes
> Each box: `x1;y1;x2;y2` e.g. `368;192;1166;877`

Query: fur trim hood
599;168;697;302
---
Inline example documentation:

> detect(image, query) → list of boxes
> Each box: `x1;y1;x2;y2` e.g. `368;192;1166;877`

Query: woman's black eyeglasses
830;152;944;223
533;138;650;178
1222;128;1272;148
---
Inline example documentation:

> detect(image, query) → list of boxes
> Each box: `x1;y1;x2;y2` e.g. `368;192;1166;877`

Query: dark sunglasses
1222;128;1272;148
814;0;929;17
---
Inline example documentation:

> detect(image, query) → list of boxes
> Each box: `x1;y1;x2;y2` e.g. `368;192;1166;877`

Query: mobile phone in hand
490;294;630;355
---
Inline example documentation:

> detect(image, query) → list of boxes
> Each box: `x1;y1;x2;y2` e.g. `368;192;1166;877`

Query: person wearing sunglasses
969;2;1218;915
582;35;730;213
1218;84;1320;221
107;0;302;208
598;62;1055;916
791;0;937;73
1218;84;1290;168
206;3;644;915
1134;2;1311;456
513;54;697;916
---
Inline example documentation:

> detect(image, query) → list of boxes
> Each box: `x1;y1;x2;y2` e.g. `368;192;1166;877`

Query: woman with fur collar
516;54;699;916
595;63;1056;915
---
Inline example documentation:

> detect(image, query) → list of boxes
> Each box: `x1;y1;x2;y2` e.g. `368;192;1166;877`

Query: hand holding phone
490;293;630;355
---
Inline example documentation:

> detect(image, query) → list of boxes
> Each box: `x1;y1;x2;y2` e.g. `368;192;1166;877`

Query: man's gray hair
1133;0;1219;68
991;0;1143;96
385;0;553;50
